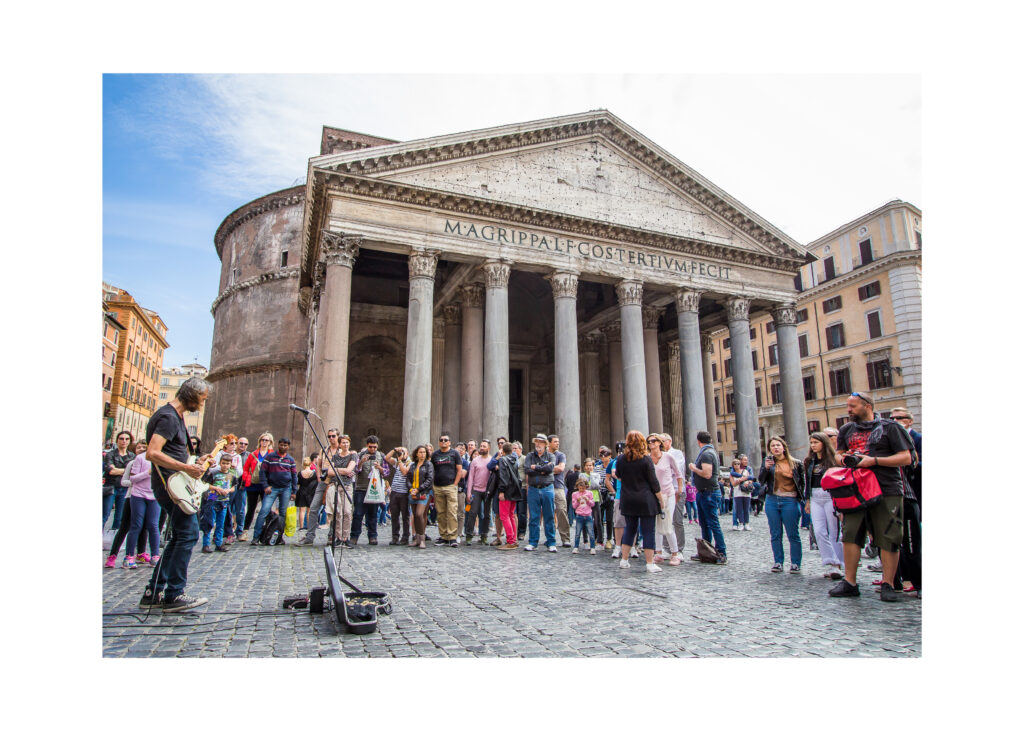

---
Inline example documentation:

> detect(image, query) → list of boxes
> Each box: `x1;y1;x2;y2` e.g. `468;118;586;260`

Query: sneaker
619;559;630;569
561;542;571;548
104;555;117;568
150;555;160;564
825;566;844;580
867;562;883;573
224;535;235;544
138;589;162;608
342;540;354;549
790;564;800;573
524;545;535;551
399;537;409;545
448;540;459;548
368;538;378;545
162;593;209;613
630;547;639;558
202;545;214;553
124;556;137;569
489;538;502;546
646;563;663;573
828;579;861;598
668;555;680;566
731;525;740;531
434;537;448;546
653;555;664;563
498;542;518;550
137;552;151;564
771;563;783;573
239;531;249;542
611;547;621;558
548;546;557;553
879;582;901;602
479;536;489;544
590;548;597;555
715;554;727;565
297;536;315;545
572;548;579;554
216;544;229;552
903;583;917;593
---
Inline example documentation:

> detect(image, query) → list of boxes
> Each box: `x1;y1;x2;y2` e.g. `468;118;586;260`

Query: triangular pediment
310;111;808;262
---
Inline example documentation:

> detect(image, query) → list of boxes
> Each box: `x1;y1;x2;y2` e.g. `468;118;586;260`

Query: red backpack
820;467;883;512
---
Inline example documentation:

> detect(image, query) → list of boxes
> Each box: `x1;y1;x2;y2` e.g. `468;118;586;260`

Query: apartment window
866;311;883;339
867;360;893;390
859;238;874;265
121;382;128;397
161;377;169;386
766;321;775;334
725;358;732;378
160;392;167;400
915;231;922;249
716;431;722;444
829;367;852;396
280;250;289;268
188;425;198;437
798;333;809;358
835;416;849;428
127;345;132;360
770;382;782;405
825;323;845;350
796;309;809;323
768;343;778;366
808;420;821;433
803;374;816;401
822;296;842;313
858;281;882;300
794;273;804;292
749;327;756;340
712;362;718;381
751;351;759;370
726;392;735;414
755;385;762;407
723;337;731;350
823;256;836;281
129;385;135;401
714;394;720;416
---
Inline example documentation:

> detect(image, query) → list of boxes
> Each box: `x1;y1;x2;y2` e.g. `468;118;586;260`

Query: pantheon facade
203;111;815;468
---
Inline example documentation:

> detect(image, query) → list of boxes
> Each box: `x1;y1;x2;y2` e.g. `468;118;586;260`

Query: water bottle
271;530;280;545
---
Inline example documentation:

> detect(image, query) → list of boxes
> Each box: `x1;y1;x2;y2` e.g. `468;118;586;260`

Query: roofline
806;199;921;248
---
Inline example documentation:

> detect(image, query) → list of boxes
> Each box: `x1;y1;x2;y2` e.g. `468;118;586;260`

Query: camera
842;453;863;469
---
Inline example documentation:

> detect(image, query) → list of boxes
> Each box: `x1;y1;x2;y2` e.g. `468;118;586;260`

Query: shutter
867;362;876;390
829;370;837;396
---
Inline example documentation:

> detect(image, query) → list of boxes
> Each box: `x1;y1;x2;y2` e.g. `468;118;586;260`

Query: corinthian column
667;340;684;443
773;302;809;460
602;321;624;444
402;250;438;450
460;284;484;442
616;279;648;434
726;297;760;468
309;231;359;435
580;333;602;459
431;318;444;440
701;332;717;444
441;304;462;439
642;305;664;433
674;287;706;463
482;260;510;446
549;270;581;467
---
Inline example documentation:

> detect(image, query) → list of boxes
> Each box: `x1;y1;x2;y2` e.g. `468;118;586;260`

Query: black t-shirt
431;449;461;486
837;418;914;497
323;450;356;486
692;446;720;492
103;449;135;490
146;403;190;484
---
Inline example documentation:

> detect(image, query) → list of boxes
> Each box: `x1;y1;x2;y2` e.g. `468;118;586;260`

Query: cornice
214;186;305;259
798;250;921;300
210;267;300;315
806;200;922;249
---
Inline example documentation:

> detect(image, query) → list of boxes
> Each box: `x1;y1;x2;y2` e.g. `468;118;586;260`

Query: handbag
364;464;386;504
695;537;720;563
284;505;298;536
821;467;883;512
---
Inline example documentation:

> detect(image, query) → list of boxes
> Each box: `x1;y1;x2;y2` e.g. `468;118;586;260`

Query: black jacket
489;454;523;502
616;455;661;517
758;460;806;500
407;462;434;495
525;449;555;487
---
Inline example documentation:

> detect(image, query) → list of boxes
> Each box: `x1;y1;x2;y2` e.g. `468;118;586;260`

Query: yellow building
707;200;921;460
102;303;127;443
102;282;169;444
159;363;209;440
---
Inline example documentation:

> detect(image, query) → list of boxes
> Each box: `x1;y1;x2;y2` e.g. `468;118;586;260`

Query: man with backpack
828;391;914;601
688;431;727;564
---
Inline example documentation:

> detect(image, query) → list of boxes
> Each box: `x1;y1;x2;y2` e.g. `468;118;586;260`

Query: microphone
289;404;314;415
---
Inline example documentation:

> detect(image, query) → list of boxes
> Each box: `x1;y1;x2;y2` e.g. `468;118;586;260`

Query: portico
299;111;812;467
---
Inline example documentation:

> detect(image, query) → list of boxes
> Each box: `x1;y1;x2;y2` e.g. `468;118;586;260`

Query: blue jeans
252;486;291;540
573;515;595;548
111;486;129;529
527;485;556;547
230;489;247;537
765;494;802;567
695;490;726;556
685;500;697;521
126;495;160;557
147;482;199;601
203;502;229;547
350;489;379;541
102;491;115;527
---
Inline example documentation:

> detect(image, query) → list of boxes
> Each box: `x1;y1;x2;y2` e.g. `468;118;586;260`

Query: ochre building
203;111;844;468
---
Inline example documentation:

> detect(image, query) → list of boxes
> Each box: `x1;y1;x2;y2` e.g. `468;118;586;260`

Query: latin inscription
443;219;731;280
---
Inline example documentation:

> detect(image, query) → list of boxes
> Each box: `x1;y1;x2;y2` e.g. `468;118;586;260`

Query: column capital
725;296;751;323
442;303;461;326
600;321;621;342
674;287;702;313
771;302;799;327
700;332;714;353
482;259;511;289
642;305;663;330
579;332;603;354
321;230;361;268
459;283;485;309
615;279;644;307
668;339;681;359
548;270;579;299
408;249;439;280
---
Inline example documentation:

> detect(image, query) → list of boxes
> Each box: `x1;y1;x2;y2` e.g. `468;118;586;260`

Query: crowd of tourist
104;387;921;604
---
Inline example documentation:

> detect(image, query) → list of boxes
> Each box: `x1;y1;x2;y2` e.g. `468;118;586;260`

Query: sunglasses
328;434;339;439
647;439;660;444
439;438;450;442
260;438;270;443
850;392;874;406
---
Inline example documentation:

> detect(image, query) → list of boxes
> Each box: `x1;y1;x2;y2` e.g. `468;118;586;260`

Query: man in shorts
829;391;914;602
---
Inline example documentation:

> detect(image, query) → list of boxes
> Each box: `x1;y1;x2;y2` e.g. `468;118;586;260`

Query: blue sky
103;74;921;368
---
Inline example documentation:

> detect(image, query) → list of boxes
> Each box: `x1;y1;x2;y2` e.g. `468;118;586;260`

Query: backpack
694;537;720;563
258;512;286;545
820;467;883;512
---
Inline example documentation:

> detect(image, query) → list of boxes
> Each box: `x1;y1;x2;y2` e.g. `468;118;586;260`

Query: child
685;477;698;524
571;477;596;554
201;453;236;553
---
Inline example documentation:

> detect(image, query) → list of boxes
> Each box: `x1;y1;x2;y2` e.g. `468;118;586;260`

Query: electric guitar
164;438;227;515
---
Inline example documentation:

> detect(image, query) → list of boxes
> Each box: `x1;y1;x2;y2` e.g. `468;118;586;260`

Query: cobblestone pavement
102;512;921;658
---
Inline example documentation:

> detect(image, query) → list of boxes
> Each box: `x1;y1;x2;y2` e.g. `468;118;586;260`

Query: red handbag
820;467;883;512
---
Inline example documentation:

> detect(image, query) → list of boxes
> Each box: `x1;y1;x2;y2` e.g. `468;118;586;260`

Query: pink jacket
571;490;595;517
